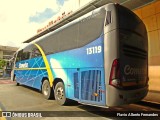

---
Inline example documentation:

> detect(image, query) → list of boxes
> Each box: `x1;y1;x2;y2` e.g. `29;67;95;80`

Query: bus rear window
117;5;146;36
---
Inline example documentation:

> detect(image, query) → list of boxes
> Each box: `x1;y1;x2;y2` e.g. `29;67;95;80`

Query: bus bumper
106;85;148;106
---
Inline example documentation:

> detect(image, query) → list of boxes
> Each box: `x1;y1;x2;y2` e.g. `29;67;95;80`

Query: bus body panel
104;30;119;106
118;5;148;90
104;4;148;106
107;85;148;106
14;35;106;105
15;57;47;90
47;35;106;105
119;30;148;89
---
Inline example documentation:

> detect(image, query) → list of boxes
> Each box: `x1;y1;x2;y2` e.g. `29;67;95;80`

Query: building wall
0;45;18;61
133;0;160;91
0;51;3;59
134;0;160;66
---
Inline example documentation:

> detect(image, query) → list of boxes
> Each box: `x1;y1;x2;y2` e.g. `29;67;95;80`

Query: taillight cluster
109;59;121;88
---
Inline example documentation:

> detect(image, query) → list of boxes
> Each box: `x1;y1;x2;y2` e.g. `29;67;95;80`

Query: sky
0;0;92;47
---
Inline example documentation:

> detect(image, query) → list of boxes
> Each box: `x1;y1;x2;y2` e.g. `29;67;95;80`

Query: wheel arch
53;78;64;89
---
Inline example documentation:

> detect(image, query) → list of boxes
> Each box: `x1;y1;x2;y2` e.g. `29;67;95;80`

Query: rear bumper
106;85;148;106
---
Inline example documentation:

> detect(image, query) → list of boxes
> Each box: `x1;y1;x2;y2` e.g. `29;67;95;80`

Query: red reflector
109;59;120;88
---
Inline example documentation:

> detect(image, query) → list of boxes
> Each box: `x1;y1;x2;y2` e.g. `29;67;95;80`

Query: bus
12;3;148;107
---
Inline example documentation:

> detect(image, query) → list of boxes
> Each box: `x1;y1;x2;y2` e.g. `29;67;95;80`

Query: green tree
0;59;7;69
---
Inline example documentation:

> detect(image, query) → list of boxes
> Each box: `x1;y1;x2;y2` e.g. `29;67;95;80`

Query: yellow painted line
34;43;54;87
14;67;46;70
0;108;7;120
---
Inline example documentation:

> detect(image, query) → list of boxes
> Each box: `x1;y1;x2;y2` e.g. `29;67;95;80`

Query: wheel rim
56;87;64;100
43;83;49;96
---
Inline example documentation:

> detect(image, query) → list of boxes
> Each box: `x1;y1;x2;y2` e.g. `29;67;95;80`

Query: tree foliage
0;59;6;69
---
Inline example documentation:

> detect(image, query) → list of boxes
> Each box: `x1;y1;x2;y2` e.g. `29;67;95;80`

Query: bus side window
78;9;105;47
31;48;41;58
22;46;32;60
16;50;23;62
105;11;111;26
22;52;30;60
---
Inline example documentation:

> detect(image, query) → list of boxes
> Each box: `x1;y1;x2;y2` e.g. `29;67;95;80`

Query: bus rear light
110;79;120;87
109;59;121;88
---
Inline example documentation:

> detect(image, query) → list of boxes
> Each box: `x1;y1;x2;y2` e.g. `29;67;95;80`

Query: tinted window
59;23;78;52
31;47;41;58
16;50;23;62
37;8;105;55
21;52;30;60
38;32;59;55
22;45;32;60
117;5;146;36
16;45;42;62
38;23;78;55
78;9;105;47
105;11;111;26
26;44;42;59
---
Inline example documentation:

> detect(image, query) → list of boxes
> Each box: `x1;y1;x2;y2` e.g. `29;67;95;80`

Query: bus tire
16;82;20;86
14;76;19;86
42;80;53;99
54;82;67;105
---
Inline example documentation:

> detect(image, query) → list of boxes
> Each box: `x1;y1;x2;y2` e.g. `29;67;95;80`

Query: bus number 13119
86;46;102;55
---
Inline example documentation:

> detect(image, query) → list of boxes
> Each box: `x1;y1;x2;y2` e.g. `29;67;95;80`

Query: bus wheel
54;82;67;105
16;82;20;86
14;76;19;86
42;80;53;99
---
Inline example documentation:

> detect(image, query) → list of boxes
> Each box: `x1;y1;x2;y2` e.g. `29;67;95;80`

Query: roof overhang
23;0;155;43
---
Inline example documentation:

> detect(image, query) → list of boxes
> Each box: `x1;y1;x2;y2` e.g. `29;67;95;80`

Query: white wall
0;51;3;59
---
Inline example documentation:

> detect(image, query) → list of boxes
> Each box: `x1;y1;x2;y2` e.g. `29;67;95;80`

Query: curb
0;78;11;80
136;100;160;110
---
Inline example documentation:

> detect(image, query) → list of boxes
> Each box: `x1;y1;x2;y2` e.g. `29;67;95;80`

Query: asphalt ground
0;79;160;120
0;81;108;120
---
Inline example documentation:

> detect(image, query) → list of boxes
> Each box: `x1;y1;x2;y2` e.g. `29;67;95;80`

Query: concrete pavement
0;80;160;120
144;90;160;104
0;78;160;104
